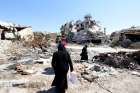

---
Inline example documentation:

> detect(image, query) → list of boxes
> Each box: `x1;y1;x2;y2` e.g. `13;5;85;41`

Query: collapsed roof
0;21;31;32
0;21;33;41
60;15;106;44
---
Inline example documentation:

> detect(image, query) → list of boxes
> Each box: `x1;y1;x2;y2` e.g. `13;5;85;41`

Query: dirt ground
0;42;140;93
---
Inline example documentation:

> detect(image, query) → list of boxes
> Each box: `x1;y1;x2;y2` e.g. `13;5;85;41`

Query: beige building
0;21;34;41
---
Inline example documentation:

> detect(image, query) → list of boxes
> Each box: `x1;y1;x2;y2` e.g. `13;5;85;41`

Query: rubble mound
93;51;140;70
60;15;107;44
0;21;33;41
130;50;140;65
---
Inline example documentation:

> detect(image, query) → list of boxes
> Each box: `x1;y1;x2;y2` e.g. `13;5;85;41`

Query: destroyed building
45;32;57;42
110;26;140;48
60;15;107;44
0;21;34;41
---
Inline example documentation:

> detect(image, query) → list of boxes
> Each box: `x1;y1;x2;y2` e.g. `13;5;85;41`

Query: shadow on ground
42;67;54;75
37;87;56;93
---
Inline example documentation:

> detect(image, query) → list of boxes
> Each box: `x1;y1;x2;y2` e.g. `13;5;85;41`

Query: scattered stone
17;57;33;65
35;61;44;64
131;71;140;77
93;51;139;70
21;71;30;75
12;83;25;87
8;56;19;61
39;54;47;59
90;65;101;72
82;74;99;82
34;58;52;65
7;64;17;70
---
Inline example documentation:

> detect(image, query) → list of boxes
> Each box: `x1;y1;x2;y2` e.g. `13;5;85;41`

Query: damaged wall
110;26;140;48
0;21;34;41
17;27;33;41
60;15;106;44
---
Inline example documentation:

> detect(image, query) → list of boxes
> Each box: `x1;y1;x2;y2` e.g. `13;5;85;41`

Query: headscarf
58;43;65;51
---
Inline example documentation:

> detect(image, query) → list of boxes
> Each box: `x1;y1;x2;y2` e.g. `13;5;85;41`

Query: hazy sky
0;0;140;33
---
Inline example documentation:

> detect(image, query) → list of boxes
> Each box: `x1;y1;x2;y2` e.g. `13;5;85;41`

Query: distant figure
51;43;74;93
1;30;5;40
80;45;88;61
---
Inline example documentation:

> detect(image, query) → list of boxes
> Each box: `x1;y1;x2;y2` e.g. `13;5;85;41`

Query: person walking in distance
80;45;88;61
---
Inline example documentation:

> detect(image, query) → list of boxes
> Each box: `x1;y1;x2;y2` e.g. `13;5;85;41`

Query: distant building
110;26;140;48
120;26;140;42
0;21;34;41
60;15;106;44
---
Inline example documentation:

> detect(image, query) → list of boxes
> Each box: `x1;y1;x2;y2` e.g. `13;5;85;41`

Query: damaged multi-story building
0;21;34;41
60;15;107;44
110;26;140;48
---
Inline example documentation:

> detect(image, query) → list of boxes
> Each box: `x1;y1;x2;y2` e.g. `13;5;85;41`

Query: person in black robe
51;43;73;93
80;45;88;61
1;30;5;40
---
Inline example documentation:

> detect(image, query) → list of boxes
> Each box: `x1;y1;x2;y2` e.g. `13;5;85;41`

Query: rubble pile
0;40;32;62
0;39;56;76
0;39;140;93
130;50;140;65
93;51;140;69
28;32;57;49
0;21;34;41
74;62;117;83
30;32;48;48
60;14;107;44
14;63;31;75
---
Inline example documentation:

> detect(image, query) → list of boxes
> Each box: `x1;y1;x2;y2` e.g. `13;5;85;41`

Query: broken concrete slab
0;21;34;41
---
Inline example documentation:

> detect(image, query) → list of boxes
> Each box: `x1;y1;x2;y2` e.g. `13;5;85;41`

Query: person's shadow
36;87;56;93
42;67;54;75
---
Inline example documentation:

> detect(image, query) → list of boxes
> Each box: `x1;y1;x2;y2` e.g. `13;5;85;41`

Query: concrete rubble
80;63;118;82
0;19;140;93
93;51;140;69
0;38;140;93
0;21;34;41
29;32;57;50
60;14;108;44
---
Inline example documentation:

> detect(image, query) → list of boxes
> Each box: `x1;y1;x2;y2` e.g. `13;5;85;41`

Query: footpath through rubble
0;41;140;93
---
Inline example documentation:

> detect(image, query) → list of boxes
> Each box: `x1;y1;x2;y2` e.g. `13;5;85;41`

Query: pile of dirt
130;50;140;65
82;64;117;82
93;51;140;70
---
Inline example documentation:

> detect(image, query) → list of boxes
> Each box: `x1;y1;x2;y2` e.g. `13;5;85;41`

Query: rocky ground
0;40;140;93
